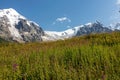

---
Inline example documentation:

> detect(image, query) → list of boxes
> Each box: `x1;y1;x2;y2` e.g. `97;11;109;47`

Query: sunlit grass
0;32;120;80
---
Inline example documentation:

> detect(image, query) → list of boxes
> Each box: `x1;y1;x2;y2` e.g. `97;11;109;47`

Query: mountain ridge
42;21;112;41
0;8;120;42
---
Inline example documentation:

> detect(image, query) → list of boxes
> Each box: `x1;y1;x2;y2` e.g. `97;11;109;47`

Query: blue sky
0;0;120;31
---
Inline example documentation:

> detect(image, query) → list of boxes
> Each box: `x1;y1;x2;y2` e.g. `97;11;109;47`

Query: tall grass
0;32;120;80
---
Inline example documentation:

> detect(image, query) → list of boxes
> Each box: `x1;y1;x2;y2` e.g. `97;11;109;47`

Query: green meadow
0;32;120;80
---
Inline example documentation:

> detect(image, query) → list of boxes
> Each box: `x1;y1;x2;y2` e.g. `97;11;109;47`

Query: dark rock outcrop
76;22;112;36
15;19;44;42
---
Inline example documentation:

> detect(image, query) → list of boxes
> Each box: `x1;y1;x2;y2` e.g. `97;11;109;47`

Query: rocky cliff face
0;15;16;41
75;22;112;36
0;8;44;43
15;19;44;42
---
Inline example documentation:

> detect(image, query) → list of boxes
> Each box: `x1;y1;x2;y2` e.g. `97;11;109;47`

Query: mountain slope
42;22;112;41
0;8;44;42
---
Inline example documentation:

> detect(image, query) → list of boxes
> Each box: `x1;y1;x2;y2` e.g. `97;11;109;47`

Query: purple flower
13;63;18;71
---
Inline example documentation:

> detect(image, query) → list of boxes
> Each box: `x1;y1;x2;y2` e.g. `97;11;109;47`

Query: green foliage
0;32;120;80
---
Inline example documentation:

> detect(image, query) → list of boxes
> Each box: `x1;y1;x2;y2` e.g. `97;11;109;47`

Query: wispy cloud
56;17;71;23
53;17;71;25
109;0;120;26
52;17;72;29
117;0;120;5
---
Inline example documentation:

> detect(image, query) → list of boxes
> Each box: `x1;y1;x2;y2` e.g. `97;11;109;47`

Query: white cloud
52;17;71;28
116;0;120;5
56;17;71;23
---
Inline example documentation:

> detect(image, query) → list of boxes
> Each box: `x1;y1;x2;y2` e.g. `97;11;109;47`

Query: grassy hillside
0;32;120;80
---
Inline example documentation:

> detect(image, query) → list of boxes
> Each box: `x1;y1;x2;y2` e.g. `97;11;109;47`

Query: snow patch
8;26;22;38
26;21;31;26
85;23;93;27
30;21;40;26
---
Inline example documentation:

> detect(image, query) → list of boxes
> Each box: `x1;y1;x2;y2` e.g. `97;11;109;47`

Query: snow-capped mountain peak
109;22;120;31
0;8;26;25
85;23;93;27
0;8;26;38
0;8;44;42
0;8;25;18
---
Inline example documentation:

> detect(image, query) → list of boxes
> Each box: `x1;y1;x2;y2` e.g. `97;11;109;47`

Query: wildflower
12;63;18;71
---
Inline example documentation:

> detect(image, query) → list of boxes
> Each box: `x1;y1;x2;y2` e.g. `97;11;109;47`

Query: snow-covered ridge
42;22;112;41
42;23;91;41
42;26;81;41
42;23;89;41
